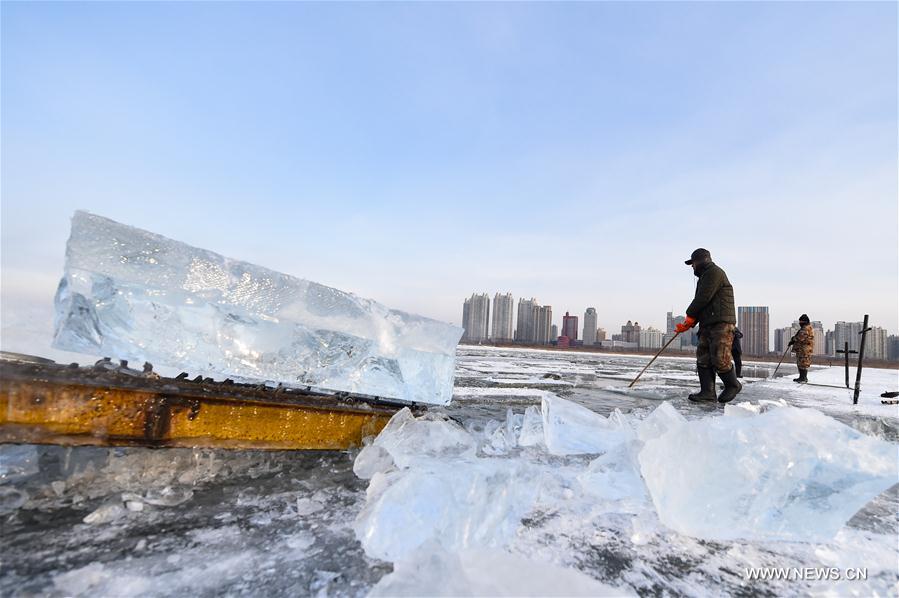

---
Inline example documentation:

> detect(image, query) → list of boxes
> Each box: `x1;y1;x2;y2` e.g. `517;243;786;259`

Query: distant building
462;293;490;342
830;321;890;359
668;313;685;335
491;293;514;342
888;335;899;361
825;329;835;356
583;308;598;345
774;326;792;354
663;332;690;350
557;336;570;349
738;306;769;355
639;327;663;350
834;321;864;354
666;312;690;347
867;326;888;360
811;321;825;355
551;324;558;339
621;320;641;344
562;312;579;341
596;327;607;342
536;306;553;344
515;298;539;343
599;340;638;351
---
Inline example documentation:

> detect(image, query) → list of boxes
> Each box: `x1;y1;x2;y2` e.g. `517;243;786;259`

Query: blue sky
2;2;896;356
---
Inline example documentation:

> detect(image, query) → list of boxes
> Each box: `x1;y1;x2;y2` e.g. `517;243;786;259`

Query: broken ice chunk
638;406;899;542
517;405;544;447
365;407;477;469
53;211;462;404
541;394;634;455
635;401;686;443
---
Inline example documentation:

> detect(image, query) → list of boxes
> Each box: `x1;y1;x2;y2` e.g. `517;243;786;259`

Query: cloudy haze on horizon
2;2;896;359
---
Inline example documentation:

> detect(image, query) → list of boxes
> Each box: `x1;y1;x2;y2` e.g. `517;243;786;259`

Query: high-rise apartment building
867;326;888;360
774;327;792;354
551;324;559;339
491;293;514;342
536;306;553;344
596;328;607;342
888;335;899;361
583;308;598;345
666;312;692;349
621;320;641;344
666;312;679;335
639;327;663;350
825;330;834;356
738;306;769;355
812;321;825;355
562;312;578;341
461;293;490;342
832;321;891;359
834;321;863;354
515;298;539;343
834;323;889;359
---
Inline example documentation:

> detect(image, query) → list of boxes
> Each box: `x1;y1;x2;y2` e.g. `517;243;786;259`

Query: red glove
675;316;697;334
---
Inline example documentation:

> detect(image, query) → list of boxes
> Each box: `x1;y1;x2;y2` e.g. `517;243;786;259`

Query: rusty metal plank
0;358;401;450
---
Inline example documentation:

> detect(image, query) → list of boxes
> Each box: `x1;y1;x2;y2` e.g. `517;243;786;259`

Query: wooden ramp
0;354;412;450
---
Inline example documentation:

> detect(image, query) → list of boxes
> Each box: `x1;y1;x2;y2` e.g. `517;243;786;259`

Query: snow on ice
52;211;462;404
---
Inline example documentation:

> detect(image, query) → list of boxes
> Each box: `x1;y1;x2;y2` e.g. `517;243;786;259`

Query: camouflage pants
795;350;812;370
696;322;735;373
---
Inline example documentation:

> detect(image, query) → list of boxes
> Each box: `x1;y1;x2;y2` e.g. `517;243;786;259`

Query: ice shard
53;211;463;405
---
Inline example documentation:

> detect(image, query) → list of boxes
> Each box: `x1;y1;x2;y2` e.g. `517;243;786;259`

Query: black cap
685;248;711;265
799;314;810;324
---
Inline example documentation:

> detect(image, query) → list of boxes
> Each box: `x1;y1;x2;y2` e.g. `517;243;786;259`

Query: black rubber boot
793;369;808;384
717;368;742;403
689;367;717;402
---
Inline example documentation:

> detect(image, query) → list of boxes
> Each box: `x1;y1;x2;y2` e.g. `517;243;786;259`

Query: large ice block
53;211;463;405
638;405;898;542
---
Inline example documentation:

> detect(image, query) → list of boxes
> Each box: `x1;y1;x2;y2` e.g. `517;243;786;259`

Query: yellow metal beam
0;378;394;450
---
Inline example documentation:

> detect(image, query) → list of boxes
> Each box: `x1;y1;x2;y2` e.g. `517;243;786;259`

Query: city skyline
459;291;898;356
460;291;899;347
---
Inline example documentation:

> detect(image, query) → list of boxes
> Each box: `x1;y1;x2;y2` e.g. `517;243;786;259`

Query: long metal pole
629;332;681;388
853;314;870;405
772;345;791;378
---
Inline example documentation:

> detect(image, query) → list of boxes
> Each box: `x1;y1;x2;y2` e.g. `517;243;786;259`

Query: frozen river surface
2;346;897;596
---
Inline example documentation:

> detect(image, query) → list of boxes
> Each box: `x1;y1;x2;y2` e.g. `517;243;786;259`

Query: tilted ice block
638;405;898;542
53;212;463;404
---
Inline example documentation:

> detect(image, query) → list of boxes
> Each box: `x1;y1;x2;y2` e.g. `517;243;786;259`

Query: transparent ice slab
53;212;462;405
638;405;898;541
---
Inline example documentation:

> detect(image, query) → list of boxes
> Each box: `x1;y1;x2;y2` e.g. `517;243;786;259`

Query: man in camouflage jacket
789;314;815;383
675;248;742;403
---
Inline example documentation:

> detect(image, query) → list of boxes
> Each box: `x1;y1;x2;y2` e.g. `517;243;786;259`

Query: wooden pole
853;315;870;405
836;342;857;389
772;345;791;378
629;332;681;388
